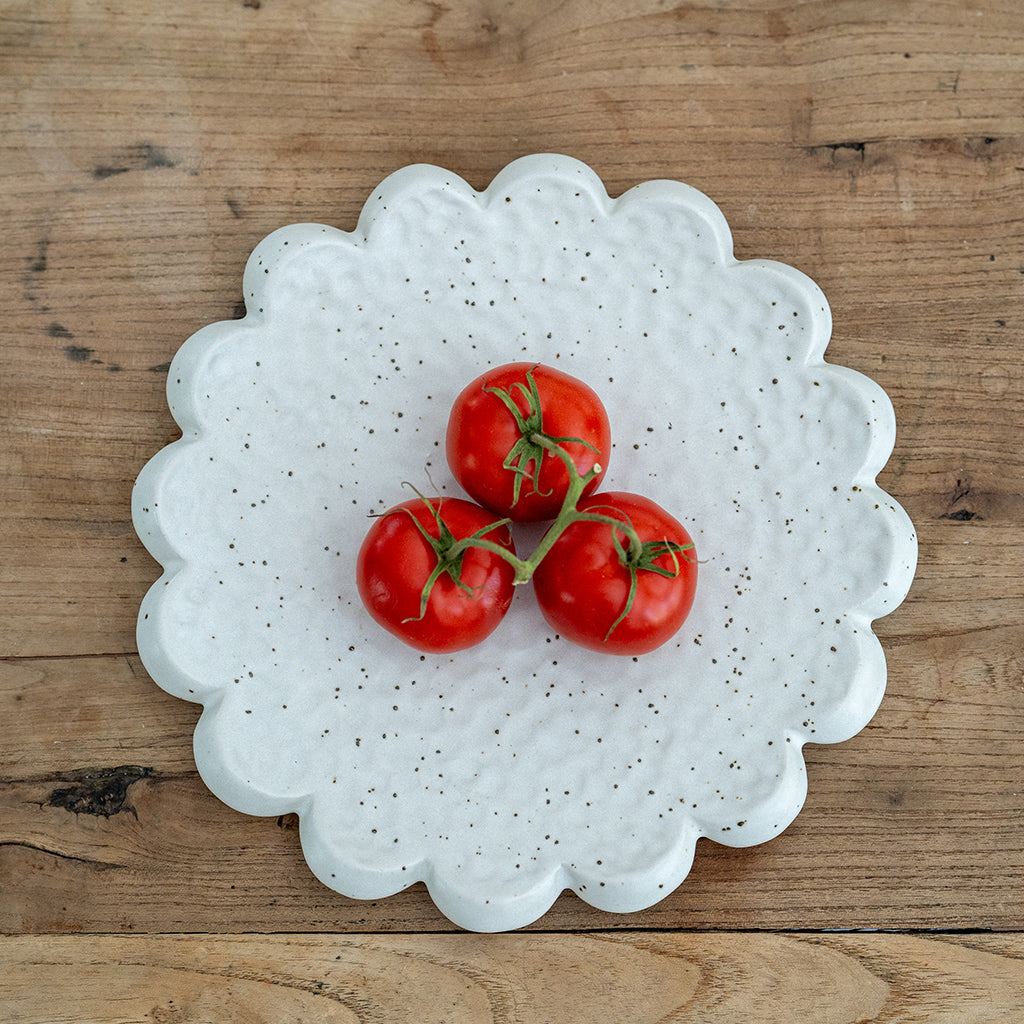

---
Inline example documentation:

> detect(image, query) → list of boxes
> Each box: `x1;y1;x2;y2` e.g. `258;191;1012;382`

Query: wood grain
3;932;1023;1023
3;0;1024;1014
2;635;1021;932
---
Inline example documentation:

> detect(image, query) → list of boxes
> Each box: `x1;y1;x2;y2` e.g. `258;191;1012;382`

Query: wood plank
4;0;1024;948
2;931;1023;1023
3;644;1021;933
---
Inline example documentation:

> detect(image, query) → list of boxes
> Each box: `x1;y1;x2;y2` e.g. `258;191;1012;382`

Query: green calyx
602;530;695;641
483;365;598;509
385;489;513;624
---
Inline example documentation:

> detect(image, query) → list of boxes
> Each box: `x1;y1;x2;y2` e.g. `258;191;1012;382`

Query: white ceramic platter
133;155;917;931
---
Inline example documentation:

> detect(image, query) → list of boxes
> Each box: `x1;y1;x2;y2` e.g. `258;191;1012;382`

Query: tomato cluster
356;363;698;656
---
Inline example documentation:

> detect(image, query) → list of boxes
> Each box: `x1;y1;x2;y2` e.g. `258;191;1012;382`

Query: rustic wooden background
3;0;1023;1019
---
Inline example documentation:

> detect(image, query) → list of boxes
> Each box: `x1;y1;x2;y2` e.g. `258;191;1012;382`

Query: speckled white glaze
133;155;917;932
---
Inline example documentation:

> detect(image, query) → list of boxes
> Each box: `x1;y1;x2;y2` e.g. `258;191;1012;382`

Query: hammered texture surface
133;155;917;931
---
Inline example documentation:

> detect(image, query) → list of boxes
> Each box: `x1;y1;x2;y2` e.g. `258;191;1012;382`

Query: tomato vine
357;362;698;655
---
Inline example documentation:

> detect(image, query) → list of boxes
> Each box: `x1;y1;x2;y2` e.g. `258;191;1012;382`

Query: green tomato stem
391;434;694;646
446;432;646;585
482;365;599;510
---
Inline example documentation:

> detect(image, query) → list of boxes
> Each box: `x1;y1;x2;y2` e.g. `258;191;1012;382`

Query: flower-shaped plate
133;155;917;931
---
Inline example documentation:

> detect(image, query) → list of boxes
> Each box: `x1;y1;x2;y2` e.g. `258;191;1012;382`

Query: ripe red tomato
531;492;698;656
445;362;611;522
356;496;517;653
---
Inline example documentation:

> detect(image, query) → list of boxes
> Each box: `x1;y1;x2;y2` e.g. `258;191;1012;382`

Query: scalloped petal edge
133;154;918;931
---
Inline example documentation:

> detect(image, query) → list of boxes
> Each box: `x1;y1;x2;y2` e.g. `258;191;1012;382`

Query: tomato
356;496;517;653
531;492;698;656
446;362;611;522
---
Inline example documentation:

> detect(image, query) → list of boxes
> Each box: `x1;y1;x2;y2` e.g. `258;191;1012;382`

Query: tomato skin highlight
531;492;698;656
445;362;611;522
356;497;517;654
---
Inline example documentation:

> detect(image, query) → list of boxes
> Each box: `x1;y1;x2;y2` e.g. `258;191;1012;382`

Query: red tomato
531;492;698;656
445;362;611;522
356;497;517;653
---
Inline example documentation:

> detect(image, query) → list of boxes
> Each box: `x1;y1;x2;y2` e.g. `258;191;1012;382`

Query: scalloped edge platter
133;155;917;931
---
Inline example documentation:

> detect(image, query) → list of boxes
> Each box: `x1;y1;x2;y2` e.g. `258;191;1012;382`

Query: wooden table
3;1;1022;1018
